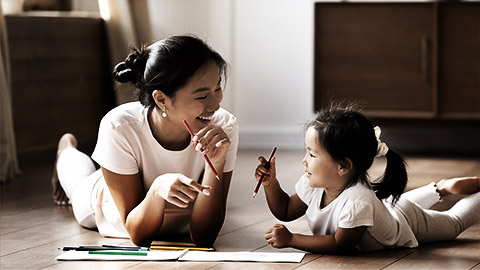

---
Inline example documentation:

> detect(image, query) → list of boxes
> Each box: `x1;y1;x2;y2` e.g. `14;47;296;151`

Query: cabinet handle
421;36;429;83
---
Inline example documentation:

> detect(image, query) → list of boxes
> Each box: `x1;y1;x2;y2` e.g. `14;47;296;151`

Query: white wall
147;0;316;149
233;0;315;149
146;0;234;106
71;0;99;12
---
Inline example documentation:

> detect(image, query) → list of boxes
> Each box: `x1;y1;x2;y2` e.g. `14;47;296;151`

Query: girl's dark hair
306;104;407;204
112;35;227;107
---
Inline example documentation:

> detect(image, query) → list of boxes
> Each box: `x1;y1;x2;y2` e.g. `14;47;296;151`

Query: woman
51;35;238;247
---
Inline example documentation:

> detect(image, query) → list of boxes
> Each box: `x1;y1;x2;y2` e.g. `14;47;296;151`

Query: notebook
55;249;306;263
56;250;187;261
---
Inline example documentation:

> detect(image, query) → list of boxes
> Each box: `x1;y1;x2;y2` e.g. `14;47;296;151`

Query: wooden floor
1;149;479;269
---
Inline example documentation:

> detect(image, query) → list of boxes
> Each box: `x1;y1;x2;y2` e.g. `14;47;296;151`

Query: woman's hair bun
112;62;135;83
112;48;147;84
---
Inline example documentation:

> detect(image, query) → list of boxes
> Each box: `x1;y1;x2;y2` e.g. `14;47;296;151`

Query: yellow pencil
150;245;215;251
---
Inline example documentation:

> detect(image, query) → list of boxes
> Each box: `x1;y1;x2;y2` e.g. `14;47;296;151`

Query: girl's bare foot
436;176;480;197
52;133;77;205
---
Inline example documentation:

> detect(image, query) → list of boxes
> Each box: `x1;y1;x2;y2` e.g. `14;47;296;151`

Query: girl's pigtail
372;149;408;205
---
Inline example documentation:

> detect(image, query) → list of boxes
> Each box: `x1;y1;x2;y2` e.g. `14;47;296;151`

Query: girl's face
302;127;344;189
164;60;223;132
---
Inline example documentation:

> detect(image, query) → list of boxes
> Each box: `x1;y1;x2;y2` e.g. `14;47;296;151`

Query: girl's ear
152;90;167;107
337;158;353;177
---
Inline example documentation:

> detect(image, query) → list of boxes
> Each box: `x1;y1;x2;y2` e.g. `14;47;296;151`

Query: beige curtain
99;0;151;105
0;6;20;183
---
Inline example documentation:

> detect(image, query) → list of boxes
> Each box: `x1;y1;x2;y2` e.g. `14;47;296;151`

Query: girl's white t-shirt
90;102;239;238
295;174;418;251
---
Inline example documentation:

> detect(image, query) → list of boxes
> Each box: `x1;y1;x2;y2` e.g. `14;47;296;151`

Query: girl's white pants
396;182;480;243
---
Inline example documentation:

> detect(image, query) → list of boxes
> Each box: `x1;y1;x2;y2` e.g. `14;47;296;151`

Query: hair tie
374;126;389;157
135;50;144;61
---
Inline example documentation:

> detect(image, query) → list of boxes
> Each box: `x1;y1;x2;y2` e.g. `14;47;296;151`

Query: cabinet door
438;2;480;119
314;3;435;117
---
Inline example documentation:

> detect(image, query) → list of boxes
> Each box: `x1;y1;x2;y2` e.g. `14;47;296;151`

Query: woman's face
302;127;343;189
165;60;223;132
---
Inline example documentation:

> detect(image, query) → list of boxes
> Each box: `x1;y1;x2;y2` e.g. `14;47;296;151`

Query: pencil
88;250;148;256
102;244;148;251
253;146;277;198
62;246;147;251
183;120;221;181
150;245;215;251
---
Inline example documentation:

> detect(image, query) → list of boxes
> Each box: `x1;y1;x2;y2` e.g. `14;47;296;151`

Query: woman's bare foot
436;176;480;197
52;133;77;205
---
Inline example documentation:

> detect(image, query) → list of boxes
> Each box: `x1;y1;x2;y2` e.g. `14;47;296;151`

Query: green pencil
88;250;148;256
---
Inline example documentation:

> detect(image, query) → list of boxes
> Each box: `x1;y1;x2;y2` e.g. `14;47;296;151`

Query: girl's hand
254;156;277;187
152;173;211;208
436;176;480;196
192;125;230;164
265;224;293;248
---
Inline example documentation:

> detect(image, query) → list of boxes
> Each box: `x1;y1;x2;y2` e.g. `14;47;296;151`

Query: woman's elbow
192;236;216;248
126;228;153;247
190;225;222;247
130;234;152;247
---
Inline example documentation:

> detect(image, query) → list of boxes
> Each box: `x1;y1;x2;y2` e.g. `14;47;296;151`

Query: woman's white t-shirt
91;102;239;238
295;174;418;251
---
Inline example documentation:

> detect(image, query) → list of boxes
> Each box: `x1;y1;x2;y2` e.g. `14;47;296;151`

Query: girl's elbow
333;240;360;255
274;212;295;222
270;209;288;221
276;216;290;222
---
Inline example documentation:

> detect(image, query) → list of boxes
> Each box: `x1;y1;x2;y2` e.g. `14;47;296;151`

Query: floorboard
1;149;479;269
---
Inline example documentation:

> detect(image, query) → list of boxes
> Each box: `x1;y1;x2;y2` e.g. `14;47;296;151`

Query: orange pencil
183;120;220;181
253;146;277;198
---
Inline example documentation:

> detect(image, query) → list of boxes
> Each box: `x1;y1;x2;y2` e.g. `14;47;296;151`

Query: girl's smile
302;127;348;192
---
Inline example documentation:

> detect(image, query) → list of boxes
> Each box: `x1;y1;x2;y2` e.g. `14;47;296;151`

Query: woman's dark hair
306;104;407;204
112;35;227;107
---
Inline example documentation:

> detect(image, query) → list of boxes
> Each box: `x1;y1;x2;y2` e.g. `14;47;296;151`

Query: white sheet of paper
55;250;188;261
179;251;306;263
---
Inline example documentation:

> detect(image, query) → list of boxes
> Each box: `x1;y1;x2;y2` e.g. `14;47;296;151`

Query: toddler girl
255;105;480;253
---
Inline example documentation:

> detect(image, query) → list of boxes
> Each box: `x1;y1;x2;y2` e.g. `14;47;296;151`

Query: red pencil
253;146;277;198
183;120;220;181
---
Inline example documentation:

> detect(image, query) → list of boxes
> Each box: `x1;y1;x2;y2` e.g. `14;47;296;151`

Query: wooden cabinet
6;14;115;159
314;1;479;120
438;4;479;119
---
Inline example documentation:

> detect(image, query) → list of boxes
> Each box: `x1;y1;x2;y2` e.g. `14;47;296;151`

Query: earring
161;106;167;118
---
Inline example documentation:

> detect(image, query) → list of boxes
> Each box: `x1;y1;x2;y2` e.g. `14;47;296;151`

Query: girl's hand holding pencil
253;147;278;197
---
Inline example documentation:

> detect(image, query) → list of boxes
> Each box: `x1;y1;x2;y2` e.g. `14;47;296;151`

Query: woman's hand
265;224;293;248
151;173;211;208
192;125;230;164
254;156;277;187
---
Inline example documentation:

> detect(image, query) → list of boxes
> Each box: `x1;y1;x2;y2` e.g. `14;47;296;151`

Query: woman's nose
207;95;220;112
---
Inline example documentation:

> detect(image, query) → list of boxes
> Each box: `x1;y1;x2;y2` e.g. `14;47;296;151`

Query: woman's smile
196;114;214;124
